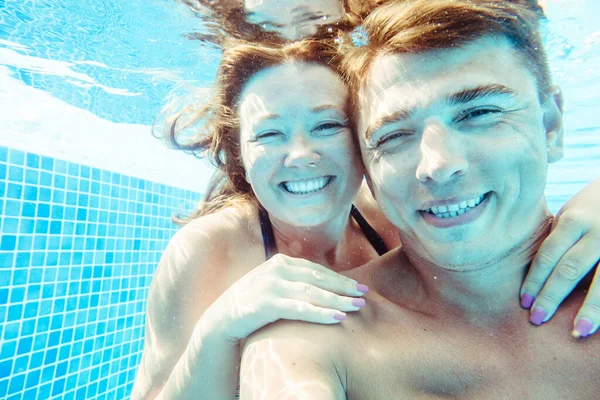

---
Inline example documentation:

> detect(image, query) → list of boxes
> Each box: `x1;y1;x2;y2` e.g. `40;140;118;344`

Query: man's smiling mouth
281;176;334;195
423;193;490;218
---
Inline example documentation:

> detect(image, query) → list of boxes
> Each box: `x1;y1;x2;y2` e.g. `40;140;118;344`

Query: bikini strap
258;206;278;260
350;204;389;256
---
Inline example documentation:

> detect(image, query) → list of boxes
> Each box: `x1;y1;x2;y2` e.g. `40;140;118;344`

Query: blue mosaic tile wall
0;146;201;399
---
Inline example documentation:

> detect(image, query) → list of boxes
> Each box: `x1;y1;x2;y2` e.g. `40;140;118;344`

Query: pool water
0;0;599;399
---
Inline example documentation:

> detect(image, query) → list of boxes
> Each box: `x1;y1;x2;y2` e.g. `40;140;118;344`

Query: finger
572;263;600;338
272;298;349;324
520;220;583;308
278;265;368;297
528;235;599;325
278;281;366;312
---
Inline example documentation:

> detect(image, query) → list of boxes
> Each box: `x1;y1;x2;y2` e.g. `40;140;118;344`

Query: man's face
357;36;564;270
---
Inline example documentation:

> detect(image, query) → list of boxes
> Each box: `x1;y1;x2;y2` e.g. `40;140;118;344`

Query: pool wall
0;146;199;399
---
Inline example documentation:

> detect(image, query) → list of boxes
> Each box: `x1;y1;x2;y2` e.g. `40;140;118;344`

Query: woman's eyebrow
447;84;517;106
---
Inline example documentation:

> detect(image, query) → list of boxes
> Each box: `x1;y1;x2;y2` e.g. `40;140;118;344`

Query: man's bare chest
342;313;599;399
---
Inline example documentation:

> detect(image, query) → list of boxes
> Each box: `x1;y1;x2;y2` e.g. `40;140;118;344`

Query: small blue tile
0;360;12;379
44;348;58;364
4;200;21;216
6;183;23;199
19;219;34;234
0;340;16;357
0;235;16;250
66;192;77;206
41;156;53;171
21;319;35;336
26;153;40;168
11;270;26;285
39;187;51;202
24;302;38;318
67;177;78;191
7;372;25;394
25;369;40;388
29;351;44;368
48;236;60;250
7;305;22;322
23;185;37;201
55;159;67;173
17;236;32;251
37;203;50;218
40;171;52;187
52;188;65;203
50;221;62;235
67;162;79;176
35;219;49;234
0;147;7;162
0;163;6;179
76;208;87;221
29;268;42;283
1;218;18;234
17;337;32;354
53;174;66;188
9;149;24;165
15;252;31;268
80;180;90;193
8;166;23;182
25;203;39;219
33;236;47;250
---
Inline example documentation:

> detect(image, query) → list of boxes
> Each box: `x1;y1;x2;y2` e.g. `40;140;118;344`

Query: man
238;1;600;398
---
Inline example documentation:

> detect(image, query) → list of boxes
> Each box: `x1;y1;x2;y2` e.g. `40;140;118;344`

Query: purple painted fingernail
572;318;593;338
520;293;534;309
356;284;370;293
352;298;366;307
333;312;347;321
530;307;547;326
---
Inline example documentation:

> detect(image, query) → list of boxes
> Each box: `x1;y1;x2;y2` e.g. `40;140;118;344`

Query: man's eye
458;107;503;122
375;131;412;147
315;122;342;131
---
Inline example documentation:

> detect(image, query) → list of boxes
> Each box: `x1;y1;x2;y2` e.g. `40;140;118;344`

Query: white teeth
283;177;331;194
425;194;486;218
448;203;459;212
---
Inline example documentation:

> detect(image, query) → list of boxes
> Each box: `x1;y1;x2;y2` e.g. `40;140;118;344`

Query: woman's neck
268;206;369;272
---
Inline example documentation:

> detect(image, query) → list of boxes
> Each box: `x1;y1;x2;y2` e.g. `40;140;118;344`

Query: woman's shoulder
158;203;265;287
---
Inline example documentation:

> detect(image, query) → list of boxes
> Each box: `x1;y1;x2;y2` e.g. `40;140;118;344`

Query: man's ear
543;85;564;163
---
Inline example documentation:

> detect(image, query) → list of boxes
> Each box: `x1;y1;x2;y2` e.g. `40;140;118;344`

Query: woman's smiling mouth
281;176;334;195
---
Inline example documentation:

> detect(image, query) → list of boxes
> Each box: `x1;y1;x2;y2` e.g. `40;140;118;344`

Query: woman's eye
255;131;281;141
458;107;503;122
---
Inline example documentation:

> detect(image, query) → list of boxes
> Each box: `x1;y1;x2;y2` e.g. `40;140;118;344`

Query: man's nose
415;122;468;183
283;133;321;168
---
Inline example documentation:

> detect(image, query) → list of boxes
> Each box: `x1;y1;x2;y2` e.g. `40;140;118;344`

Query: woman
132;38;600;399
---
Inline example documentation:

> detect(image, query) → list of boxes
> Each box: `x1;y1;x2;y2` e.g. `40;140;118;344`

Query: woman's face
243;0;345;40
238;62;364;227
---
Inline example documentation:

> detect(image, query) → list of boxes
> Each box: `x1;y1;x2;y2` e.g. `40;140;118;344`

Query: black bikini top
258;205;389;260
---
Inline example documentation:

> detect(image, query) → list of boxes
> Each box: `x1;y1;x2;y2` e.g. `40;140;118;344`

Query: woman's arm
520;178;600;336
131;209;368;399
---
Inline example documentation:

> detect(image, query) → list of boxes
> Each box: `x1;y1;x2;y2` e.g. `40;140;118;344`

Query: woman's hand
520;179;600;337
204;253;369;342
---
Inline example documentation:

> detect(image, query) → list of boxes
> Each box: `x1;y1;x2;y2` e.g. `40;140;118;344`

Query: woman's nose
283;134;321;168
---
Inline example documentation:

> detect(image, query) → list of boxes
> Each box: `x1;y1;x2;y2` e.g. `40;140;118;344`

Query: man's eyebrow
311;104;346;115
365;108;414;140
447;84;516;106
